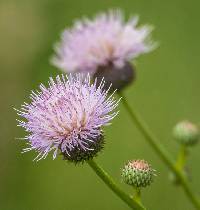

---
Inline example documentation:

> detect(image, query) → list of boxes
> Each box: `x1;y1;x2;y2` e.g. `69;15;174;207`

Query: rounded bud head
122;160;155;188
94;62;135;92
173;121;199;146
62;135;104;163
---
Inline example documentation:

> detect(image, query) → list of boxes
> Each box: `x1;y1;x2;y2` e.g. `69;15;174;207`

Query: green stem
175;144;187;171
172;145;188;185
119;92;200;210
133;187;141;204
87;159;146;210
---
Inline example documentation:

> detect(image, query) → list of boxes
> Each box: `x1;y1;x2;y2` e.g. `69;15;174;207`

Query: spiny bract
122;159;155;188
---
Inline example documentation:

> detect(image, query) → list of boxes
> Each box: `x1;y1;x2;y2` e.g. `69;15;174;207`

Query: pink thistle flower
51;9;154;75
16;74;119;162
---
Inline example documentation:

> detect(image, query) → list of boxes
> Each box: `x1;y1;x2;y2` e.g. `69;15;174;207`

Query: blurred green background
1;0;200;209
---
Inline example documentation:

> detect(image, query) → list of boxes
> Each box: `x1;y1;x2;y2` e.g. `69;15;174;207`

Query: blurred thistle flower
51;10;155;90
173;121;199;146
122;159;155;188
16;74;119;162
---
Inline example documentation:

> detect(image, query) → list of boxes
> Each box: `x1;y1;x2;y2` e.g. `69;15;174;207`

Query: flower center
129;160;150;171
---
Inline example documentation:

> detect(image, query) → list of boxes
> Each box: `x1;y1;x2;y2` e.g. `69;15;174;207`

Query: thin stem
172;145;188;185
119;91;200;210
133;187;141;204
175;144;187;171
87;159;146;210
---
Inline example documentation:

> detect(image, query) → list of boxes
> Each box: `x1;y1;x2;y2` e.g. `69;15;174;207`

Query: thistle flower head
122;159;155;188
16;74;119;162
173;121;199;146
51;10;154;77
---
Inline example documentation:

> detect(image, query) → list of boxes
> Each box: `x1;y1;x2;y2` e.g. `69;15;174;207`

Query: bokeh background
1;0;200;209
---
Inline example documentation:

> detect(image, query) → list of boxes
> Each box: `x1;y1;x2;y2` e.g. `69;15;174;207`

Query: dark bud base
94;62;135;92
62;135;104;164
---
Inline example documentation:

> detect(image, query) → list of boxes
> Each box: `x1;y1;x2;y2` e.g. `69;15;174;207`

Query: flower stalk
133;187;141;204
119;91;200;210
170;145;188;185
175;144;187;172
87;159;146;210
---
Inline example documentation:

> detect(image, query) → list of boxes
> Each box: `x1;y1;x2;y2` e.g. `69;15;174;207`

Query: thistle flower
16;74;119;162
173;121;199;146
122;160;155;188
51;10;155;90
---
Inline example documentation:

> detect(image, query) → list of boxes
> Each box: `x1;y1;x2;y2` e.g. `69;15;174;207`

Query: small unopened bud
94;62;135;91
173;121;199;146
122;160;155;188
62;135;104;163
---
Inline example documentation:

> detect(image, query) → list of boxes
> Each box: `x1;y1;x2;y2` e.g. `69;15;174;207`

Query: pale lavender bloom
51;10;154;74
16;74;119;161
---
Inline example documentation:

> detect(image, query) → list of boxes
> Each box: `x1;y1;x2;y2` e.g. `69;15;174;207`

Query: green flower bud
173;121;199;146
122;160;155;188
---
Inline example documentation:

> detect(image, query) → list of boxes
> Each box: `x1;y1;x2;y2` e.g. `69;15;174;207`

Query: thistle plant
15;9;200;210
16;74;145;210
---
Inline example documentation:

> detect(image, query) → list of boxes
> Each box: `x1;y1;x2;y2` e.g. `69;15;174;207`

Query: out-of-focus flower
16;74;119;162
122;159;155;188
51;10;155;90
173;121;199;146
